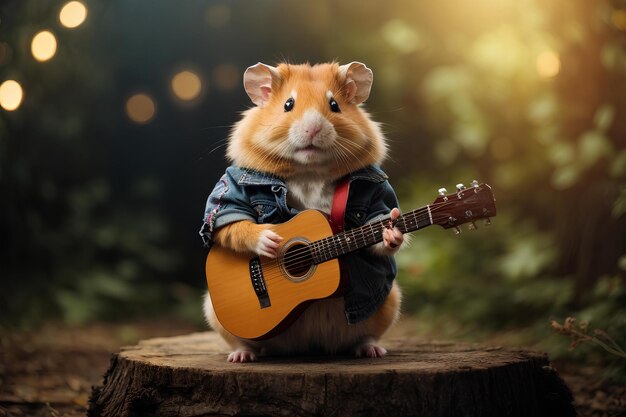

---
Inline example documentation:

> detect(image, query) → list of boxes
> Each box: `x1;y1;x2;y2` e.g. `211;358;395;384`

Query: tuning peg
468;221;478;231
454;226;462;235
438;187;448;196
471;180;479;188
456;183;465;191
484;218;491;226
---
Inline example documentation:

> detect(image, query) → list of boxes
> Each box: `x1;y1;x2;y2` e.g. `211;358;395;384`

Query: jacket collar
233;165;388;186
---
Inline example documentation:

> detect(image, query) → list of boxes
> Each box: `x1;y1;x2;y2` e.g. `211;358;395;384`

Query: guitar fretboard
310;206;433;264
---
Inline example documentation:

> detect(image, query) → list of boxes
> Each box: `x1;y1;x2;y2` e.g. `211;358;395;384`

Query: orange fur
206;62;401;361
213;221;270;254
227;63;387;180
366;281;402;337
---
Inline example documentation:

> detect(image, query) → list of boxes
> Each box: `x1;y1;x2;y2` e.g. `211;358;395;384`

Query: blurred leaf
380;19;423;54
551;165;580;189
618;255;626;272
467;25;527;78
609;150;626;178
453;121;488;156
498;234;557;280
579;130;612;167
594;104;615;132
548;142;575;166
433;139;460;165
612;188;626;219
422;66;471;100
528;93;558;124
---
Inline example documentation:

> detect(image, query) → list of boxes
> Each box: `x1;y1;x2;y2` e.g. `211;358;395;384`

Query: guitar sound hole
283;243;314;279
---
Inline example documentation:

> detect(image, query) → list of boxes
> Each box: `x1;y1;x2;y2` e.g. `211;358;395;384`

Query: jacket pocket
251;201;279;224
345;208;368;228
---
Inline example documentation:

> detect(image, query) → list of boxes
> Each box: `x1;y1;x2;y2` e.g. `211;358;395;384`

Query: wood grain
89;332;576;417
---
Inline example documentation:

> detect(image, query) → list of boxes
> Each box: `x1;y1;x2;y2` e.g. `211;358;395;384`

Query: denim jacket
199;165;399;324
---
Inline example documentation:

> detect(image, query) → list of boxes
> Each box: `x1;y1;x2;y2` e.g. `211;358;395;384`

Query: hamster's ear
243;63;281;107
338;62;373;104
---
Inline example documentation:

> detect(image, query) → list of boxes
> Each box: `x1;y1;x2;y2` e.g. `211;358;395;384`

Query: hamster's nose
306;125;322;140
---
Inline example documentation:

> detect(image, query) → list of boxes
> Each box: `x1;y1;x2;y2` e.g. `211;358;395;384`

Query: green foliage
1;0;625;382
383;0;626;382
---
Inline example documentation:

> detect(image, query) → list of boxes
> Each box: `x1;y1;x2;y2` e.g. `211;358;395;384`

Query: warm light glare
60;1;88;29
612;9;626;31
31;31;57;62
0;80;24;111
126;94;156;124
171;70;202;101
536;51;561;78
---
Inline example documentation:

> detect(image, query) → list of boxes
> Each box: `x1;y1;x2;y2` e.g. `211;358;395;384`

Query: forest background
1;0;625;384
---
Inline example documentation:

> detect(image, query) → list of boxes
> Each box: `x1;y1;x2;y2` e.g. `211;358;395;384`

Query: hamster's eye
329;98;341;113
284;97;295;112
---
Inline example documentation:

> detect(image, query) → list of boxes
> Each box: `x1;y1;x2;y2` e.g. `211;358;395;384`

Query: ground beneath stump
1;319;624;417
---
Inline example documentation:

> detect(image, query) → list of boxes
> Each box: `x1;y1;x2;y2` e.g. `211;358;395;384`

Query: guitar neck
310;206;433;264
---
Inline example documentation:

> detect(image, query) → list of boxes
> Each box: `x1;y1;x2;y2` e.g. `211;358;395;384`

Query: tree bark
88;332;575;417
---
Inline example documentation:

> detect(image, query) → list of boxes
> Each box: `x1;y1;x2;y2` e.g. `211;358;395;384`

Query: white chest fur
286;179;335;214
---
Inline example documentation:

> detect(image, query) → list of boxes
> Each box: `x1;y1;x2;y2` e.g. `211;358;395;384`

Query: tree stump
88;332;575;417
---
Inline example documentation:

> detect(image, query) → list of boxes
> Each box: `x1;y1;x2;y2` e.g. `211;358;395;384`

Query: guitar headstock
430;180;496;234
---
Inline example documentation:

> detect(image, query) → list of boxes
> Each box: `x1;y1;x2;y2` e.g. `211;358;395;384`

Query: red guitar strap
330;176;350;234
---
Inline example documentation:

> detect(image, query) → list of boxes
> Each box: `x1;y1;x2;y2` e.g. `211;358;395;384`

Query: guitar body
205;182;496;342
205;210;341;340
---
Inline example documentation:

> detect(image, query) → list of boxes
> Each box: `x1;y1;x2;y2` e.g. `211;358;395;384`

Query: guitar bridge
249;257;271;309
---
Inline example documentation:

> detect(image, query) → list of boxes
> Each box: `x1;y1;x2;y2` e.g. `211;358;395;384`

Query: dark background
1;0;625;382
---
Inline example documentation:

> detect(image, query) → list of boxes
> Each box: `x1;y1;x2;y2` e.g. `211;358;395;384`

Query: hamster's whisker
208;139;230;154
336;135;383;167
332;141;355;174
199;124;234;131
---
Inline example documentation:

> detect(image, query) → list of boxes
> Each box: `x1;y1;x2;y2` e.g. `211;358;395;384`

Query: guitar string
253;193;490;284
257;212;451;285
274;197;471;269
258;209;454;284
259;198;476;281
276;198;462;266
279;211;416;266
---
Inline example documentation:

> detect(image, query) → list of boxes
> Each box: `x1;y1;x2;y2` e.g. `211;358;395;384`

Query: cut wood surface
88;332;576;417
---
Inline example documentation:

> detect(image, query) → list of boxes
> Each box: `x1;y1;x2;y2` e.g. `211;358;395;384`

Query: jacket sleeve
343;179;400;324
364;180;400;224
199;170;257;248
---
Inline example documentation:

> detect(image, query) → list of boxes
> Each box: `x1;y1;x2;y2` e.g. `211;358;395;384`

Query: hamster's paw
382;207;404;253
227;349;257;363
254;228;283;258
356;343;388;358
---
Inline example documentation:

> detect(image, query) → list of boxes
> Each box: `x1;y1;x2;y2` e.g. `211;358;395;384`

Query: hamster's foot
227;349;257;363
356;343;388;358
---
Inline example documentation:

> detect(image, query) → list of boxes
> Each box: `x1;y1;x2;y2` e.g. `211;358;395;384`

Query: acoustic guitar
205;181;496;340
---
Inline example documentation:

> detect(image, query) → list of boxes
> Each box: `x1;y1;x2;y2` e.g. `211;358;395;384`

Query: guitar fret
310;182;496;263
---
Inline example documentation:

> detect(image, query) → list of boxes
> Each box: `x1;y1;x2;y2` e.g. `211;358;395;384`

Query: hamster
203;61;404;363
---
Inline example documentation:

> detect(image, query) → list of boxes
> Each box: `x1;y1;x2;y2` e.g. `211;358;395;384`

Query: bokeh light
213;64;239;91
205;4;232;28
31;31;57;62
380;19;422;54
171;70;203;101
611;9;626;31
536;51;561;78
0;80;24;111
125;93;156;124
59;1;88;29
